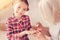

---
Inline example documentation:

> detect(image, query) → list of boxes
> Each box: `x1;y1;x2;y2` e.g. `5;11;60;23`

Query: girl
6;0;36;40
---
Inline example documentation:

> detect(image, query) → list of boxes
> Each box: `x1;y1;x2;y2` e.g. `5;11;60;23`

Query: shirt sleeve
6;18;19;40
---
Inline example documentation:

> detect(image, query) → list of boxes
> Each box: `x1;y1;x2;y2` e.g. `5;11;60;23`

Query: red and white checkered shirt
6;15;31;40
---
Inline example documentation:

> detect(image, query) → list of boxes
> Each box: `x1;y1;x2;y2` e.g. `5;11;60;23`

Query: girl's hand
26;30;37;35
18;31;27;37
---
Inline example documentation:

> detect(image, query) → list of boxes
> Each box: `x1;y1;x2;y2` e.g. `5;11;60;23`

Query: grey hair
38;0;60;26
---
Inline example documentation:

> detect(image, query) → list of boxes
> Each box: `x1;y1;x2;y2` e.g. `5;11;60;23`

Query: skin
30;22;50;40
13;1;28;19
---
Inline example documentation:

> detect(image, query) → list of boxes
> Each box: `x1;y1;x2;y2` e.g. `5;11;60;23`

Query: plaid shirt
6;15;31;40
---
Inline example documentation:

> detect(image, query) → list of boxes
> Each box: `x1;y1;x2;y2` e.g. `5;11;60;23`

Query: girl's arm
17;30;37;37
